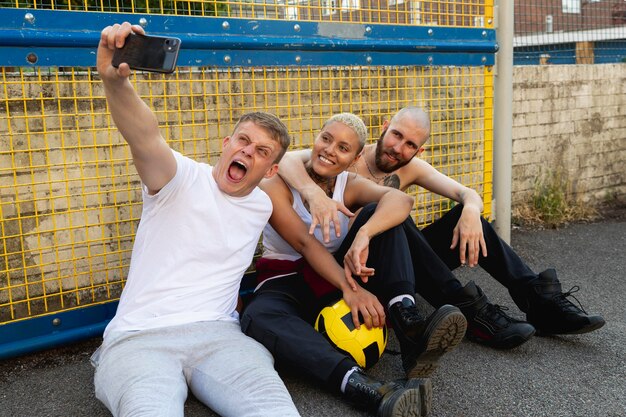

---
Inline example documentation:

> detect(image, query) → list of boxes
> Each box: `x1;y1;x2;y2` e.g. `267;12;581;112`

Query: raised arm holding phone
91;22;300;417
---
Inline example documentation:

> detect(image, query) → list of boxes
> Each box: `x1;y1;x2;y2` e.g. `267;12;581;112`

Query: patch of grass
513;172;598;228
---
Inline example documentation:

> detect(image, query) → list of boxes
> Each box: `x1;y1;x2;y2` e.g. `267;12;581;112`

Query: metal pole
493;0;514;243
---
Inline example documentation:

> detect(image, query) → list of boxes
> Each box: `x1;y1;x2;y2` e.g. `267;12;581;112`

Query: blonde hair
322;113;368;153
234;112;291;162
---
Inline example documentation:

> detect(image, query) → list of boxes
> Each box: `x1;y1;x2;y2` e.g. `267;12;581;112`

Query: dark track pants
406;204;538;308
242;203;538;389
241;203;416;388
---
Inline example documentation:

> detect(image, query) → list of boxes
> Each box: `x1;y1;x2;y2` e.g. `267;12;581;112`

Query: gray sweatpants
91;320;300;417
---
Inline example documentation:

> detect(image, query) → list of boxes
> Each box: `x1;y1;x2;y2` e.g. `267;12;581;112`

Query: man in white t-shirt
91;22;300;417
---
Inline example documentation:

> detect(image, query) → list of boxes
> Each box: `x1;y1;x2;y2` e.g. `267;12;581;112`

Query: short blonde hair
322;113;368;153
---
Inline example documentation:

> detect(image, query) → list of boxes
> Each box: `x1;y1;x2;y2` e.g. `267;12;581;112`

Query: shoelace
350;380;383;406
397;304;424;324
354;382;379;396
385;305;424;356
482;303;519;325
553;285;588;314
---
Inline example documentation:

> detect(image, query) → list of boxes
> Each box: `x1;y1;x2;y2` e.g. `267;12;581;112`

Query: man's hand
303;186;354;243
343;286;385;329
343;229;374;283
97;22;145;82
450;204;487;267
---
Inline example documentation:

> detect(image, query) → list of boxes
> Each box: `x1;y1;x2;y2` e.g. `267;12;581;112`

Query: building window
323;0;337;15
562;0;581;14
411;1;422;25
341;0;360;11
285;6;298;20
388;0;405;6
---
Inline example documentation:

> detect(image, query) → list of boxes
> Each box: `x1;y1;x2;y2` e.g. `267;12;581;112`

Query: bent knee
240;314;281;356
241;302;288;336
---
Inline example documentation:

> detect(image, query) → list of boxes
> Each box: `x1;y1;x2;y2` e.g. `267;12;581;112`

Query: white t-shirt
261;171;350;261
104;150;272;339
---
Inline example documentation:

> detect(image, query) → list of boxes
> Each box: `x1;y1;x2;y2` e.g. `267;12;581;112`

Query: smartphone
112;33;181;74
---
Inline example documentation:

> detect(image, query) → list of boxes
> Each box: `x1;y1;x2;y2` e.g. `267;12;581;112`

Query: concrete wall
511;63;626;206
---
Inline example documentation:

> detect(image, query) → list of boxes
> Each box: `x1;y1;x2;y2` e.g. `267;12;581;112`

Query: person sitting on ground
241;113;467;417
91;22;300;417
278;106;605;349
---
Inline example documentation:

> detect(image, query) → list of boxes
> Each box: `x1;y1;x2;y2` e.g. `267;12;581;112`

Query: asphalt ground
1;216;625;417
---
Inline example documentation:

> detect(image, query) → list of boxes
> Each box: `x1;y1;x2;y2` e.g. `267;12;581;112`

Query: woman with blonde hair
242;113;466;417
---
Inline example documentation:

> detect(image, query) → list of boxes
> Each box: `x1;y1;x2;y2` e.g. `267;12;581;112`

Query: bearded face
374;128;418;173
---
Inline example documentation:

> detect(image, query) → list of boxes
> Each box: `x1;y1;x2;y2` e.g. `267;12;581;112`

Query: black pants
241;203;416;388
242;203;537;388
410;204;538;307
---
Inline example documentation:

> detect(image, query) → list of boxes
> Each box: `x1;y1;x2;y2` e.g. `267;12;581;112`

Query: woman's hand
343;229;375;284
303;186;354;243
343;286;386;329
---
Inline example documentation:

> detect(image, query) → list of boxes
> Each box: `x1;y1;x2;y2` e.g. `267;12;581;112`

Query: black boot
518;269;605;335
403;378;433;417
388;298;467;378
451;281;535;349
343;370;422;417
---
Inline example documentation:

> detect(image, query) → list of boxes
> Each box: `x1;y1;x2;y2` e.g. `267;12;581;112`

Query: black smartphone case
112;33;181;74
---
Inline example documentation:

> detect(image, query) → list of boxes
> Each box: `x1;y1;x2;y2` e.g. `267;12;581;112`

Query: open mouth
228;160;247;182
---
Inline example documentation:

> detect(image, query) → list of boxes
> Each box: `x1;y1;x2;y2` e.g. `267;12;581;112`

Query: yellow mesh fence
1;65;492;324
1;0;489;27
0;0;494;325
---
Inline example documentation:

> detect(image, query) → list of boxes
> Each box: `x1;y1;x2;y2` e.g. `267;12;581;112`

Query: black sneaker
343;370;421;417
388;298;467;378
525;269;605;335
468;303;536;349
452;281;535;349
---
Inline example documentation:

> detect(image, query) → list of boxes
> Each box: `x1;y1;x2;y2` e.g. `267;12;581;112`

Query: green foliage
531;171;569;226
514;170;597;228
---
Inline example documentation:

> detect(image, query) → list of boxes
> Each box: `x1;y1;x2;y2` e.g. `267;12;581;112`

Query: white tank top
262;171;351;261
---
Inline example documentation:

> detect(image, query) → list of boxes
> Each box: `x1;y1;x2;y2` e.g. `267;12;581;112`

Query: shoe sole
404;378;433;416
406;305;467;379
378;386;422;417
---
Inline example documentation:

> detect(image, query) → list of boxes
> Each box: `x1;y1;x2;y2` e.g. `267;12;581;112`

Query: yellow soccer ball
315;299;387;369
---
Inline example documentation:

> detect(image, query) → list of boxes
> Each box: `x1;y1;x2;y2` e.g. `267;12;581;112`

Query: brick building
515;0;626;35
